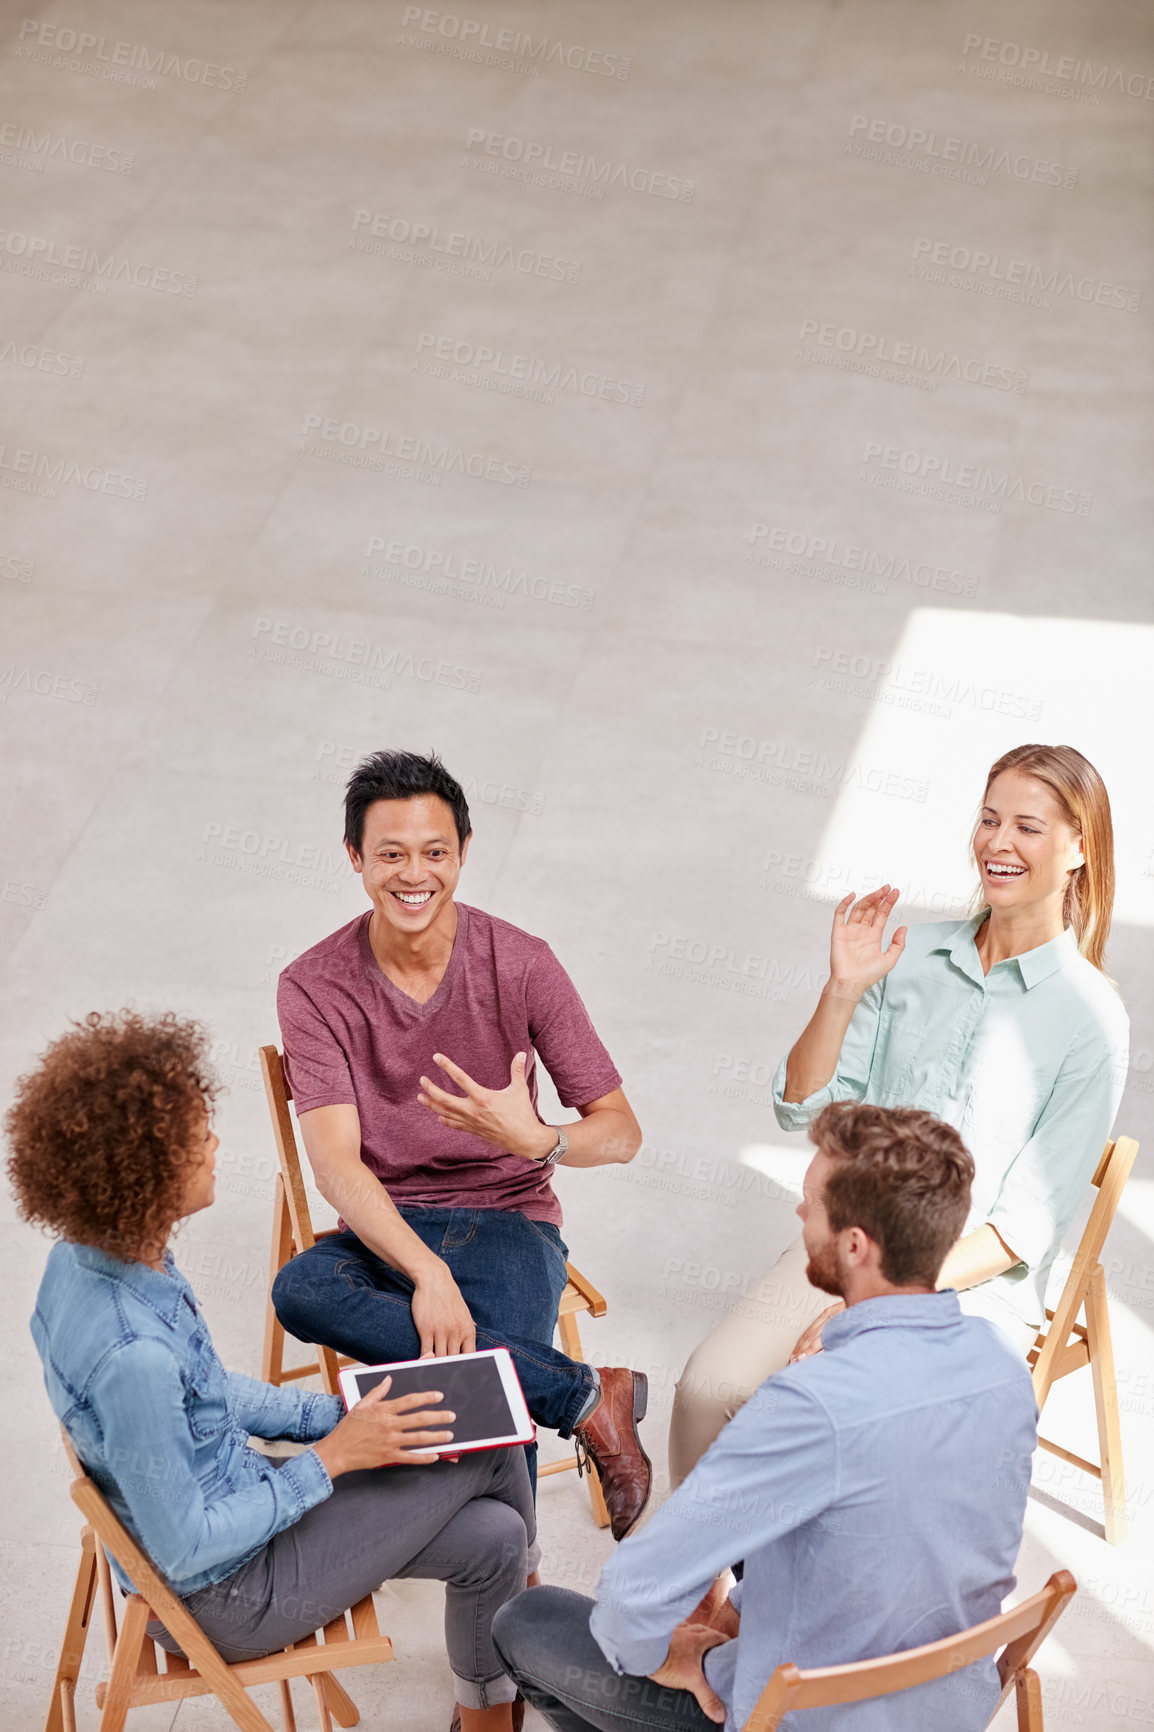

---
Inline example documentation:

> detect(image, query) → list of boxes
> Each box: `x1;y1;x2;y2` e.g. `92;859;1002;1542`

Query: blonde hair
972;744;1115;971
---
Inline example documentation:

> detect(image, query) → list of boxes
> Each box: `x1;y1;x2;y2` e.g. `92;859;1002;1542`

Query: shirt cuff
588;1601;672;1680
288;1090;358;1115
556;1069;624;1110
284;1447;334;1513
298;1391;346;1440
985;1209;1038;1271
771;1058;835;1132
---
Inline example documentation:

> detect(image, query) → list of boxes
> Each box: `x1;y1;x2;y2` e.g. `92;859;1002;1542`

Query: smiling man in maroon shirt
272;749;651;1538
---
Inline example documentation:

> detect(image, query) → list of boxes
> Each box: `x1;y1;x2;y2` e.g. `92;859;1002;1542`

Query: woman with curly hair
9;1009;531;1732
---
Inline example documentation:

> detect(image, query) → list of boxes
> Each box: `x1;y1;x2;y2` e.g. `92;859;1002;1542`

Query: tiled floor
1;1;1152;1727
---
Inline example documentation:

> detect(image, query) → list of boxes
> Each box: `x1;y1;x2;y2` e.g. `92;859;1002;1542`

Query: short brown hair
810;1101;974;1288
5;1010;220;1263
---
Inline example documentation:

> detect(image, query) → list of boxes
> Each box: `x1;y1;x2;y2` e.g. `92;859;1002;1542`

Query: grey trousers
150;1447;538;1710
494;1587;716;1732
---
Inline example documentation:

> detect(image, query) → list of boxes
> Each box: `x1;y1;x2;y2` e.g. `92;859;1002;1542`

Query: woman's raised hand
782;885;907;1105
828;886;907;994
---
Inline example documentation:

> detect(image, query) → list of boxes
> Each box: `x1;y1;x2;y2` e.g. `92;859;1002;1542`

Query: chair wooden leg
310;1674;334;1732
556;1308;584;1366
557;1310;611;1529
1015;1666;1044;1730
98;1593;151;1732
44;1527;98;1732
320;1672;359;1727
278;1678;298;1732
99;1603;275;1732
317;1344;343;1399
1085;1262;1126;1545
95;1539;119;1663
263;1177;293;1385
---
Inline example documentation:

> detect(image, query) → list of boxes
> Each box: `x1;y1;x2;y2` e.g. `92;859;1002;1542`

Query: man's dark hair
810;1101;974;1288
343;750;472;855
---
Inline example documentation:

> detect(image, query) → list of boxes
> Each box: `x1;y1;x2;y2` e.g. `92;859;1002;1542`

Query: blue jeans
272;1207;596;1487
493;1587;717;1732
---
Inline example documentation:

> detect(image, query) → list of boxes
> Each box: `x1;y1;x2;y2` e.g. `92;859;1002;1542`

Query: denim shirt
591;1293;1038;1732
32;1241;344;1597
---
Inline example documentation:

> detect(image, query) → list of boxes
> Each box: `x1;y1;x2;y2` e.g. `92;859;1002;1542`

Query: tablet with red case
337;1347;534;1455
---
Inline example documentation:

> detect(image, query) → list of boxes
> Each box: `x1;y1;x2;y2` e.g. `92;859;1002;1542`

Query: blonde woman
669;743;1129;1485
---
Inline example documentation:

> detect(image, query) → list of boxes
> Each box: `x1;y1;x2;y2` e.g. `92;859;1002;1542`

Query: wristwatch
536;1127;568;1168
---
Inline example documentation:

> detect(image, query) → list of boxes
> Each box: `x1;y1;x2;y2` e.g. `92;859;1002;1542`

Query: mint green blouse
773;917;1129;1340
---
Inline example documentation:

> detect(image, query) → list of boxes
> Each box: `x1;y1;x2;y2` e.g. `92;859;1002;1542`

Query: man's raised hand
417;1052;554;1161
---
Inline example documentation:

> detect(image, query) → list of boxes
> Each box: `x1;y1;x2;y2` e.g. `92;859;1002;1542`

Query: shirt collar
1011;924;1080;988
67;1243;190;1328
930;916;1079;990
822;1289;962;1348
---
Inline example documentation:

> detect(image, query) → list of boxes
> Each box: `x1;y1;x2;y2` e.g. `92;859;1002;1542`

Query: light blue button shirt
772;917;1129;1336
32;1241;344;1597
591;1292;1037;1732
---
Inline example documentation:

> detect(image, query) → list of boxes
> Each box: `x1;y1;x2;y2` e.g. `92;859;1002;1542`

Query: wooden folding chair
742;1570;1076;1731
259;1044;353;1399
1028;1135;1138;1545
258;1045;610;1528
46;1434;393;1732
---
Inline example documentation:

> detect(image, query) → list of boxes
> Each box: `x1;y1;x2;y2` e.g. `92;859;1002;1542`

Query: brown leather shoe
450;1698;524;1731
573;1368;651;1541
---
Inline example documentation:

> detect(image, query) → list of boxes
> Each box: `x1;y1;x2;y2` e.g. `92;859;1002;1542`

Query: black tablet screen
349;1356;517;1445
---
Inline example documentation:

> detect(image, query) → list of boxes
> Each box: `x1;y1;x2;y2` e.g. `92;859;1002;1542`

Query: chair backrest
742;1572;1076;1731
259;1044;319;1253
1032;1136;1138;1403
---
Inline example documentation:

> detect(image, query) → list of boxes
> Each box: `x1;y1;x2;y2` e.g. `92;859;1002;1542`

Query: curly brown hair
5;1010;221;1263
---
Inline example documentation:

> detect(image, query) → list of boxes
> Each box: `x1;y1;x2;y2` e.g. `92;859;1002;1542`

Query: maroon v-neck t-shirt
277;903;622;1226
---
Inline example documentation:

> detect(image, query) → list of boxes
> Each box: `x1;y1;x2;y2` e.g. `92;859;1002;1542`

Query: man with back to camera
271;749;651;1539
492;1101;1039;1732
